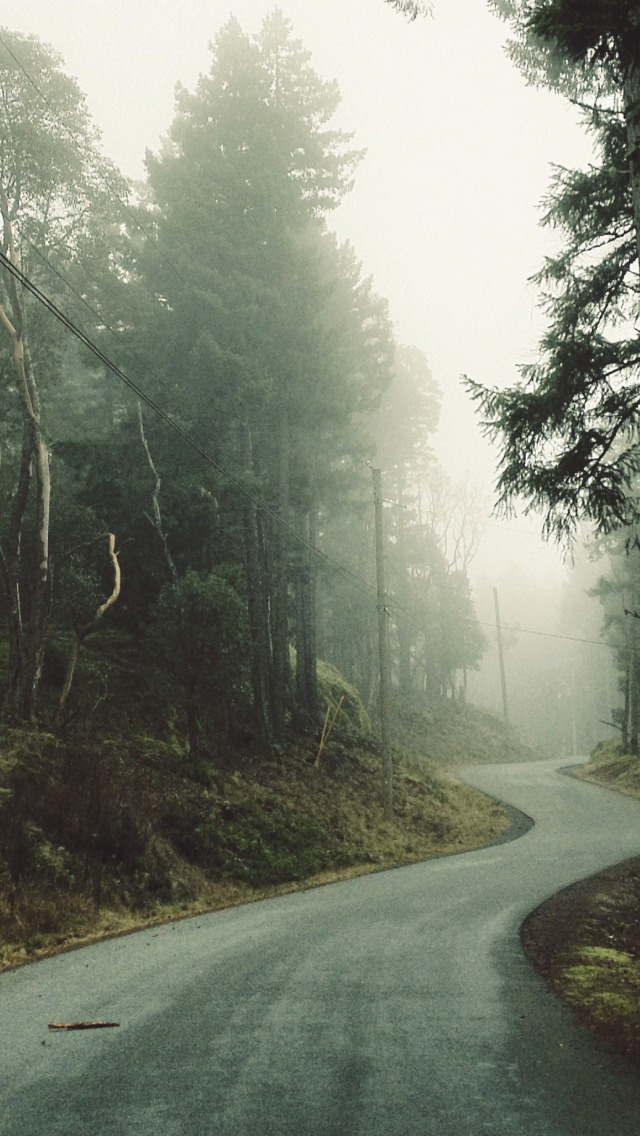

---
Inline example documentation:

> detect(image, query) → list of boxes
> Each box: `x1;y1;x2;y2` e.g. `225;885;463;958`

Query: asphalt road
2;758;640;1135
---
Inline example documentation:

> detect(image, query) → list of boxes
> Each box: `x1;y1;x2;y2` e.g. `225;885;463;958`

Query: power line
2;208;187;417
0;35;619;657
475;620;608;648
0;248;379;604
1;245;619;653
385;592;610;649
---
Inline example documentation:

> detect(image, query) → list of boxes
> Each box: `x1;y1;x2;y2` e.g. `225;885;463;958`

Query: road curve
2;758;640;1135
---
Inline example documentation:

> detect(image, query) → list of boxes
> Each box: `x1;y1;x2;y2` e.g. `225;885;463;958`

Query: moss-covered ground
0;690;524;972
523;740;640;1068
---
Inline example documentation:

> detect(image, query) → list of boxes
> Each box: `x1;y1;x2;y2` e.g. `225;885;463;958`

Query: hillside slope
0;694;535;971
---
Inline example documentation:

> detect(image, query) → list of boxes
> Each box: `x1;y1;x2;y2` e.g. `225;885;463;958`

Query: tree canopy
0;11;486;755
466;2;640;543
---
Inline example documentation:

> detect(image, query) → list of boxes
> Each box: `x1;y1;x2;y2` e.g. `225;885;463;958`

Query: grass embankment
572;737;640;798
0;685;528;972
391;695;541;767
523;739;640;1068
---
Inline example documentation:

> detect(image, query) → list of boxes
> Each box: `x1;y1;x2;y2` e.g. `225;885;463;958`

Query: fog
3;0;614;749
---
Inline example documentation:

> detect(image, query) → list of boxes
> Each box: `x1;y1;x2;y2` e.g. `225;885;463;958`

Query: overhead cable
0;248;378;603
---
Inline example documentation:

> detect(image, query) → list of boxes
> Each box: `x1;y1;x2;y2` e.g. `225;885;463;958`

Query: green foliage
0;27;130;327
466;110;640;542
563;945;640;1028
489;0;629;96
316;658;372;735
384;1;432;18
527;0;636;73
372;344;442;472
0;15;486;767
146;570;250;751
161;796;348;888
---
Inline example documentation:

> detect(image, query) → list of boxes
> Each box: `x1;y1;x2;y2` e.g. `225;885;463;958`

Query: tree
136;13;393;741
590;530;640;753
491;1;640;267
314;342;485;705
0;28;128;721
465;0;640;541
465;107;640;541
399;7;640;547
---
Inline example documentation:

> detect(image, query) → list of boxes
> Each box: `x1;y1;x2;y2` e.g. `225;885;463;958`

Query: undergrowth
0;713;512;970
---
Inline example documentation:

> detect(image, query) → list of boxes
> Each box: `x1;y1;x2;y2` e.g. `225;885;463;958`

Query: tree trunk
137;403;178;583
294;508;318;724
630;667;639;756
2;423;31;712
622;651;631;752
243;504;273;746
20;418;51;721
270;406;291;742
631;616;640;756
240;423;272;746
0;276;51;722
623;59;640;275
187;685;199;761
58;533;121;719
395;478;413;695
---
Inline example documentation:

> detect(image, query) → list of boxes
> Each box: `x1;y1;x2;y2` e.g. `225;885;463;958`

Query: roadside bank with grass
523;739;640;1069
0;689;532;972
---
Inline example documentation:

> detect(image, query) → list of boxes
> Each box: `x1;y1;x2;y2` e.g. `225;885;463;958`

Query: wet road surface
2;758;640;1134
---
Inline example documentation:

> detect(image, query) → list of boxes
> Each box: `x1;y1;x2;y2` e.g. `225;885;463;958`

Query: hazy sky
3;0;595;594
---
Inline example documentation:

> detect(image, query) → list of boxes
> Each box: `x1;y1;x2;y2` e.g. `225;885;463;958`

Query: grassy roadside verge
522;740;640;1068
1;729;511;973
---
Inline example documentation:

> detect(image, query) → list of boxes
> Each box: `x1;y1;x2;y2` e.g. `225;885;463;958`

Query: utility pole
492;586;509;727
372;467;393;820
570;660;578;758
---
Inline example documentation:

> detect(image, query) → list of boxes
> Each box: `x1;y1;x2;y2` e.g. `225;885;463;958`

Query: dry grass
572;739;640;798
0;741;510;973
524;740;640;1067
391;695;542;767
522;856;640;1068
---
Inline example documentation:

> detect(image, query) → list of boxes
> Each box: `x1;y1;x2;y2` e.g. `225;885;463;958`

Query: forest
0;11;495;954
0;13;489;739
5;0;640;1103
5;0;640;961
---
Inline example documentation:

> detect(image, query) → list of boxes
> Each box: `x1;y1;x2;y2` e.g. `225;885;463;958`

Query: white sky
3;0;596;596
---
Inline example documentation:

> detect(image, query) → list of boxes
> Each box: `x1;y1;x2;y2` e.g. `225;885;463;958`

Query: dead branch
599;719;623;732
57;533;121;718
48;1021;119;1030
314;696;345;768
137;401;177;582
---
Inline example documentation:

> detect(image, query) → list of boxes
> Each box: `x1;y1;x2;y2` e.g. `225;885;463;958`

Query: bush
160;796;350;887
146;569;250;756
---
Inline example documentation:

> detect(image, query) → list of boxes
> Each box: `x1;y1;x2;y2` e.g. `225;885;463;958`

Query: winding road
2;758;640;1134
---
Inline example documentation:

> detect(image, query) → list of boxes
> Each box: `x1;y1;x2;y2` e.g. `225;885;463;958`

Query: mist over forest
0;7;629;757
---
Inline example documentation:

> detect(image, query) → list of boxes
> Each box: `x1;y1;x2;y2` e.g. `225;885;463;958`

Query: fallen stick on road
48;1021;120;1030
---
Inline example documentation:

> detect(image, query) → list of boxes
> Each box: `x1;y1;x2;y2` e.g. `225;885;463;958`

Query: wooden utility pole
492;586;509;726
372;467;393;820
570;660;578;758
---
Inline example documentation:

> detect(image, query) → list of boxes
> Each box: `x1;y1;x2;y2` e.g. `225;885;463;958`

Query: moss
575;945;633;966
561;945;640;1025
316;658;372;735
